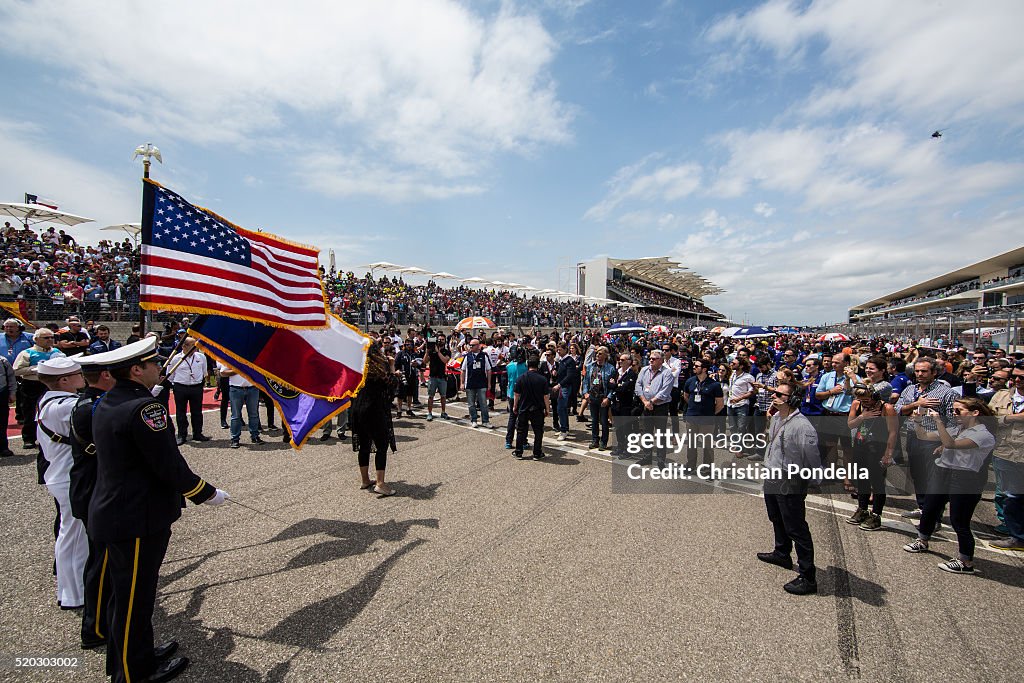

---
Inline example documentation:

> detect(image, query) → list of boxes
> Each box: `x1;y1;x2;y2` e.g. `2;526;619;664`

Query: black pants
21;378;45;444
907;436;940;508
218;376;231;425
764;492;815;581
638;403;670;465
919;467;985;560
172;383;204;437
612;405;635;453
852;442;887;514
14;378;24;422
82;532;111;646
261;390;276;428
515;409;545;456
357;438;388;471
104;529;172;683
0;388;10;452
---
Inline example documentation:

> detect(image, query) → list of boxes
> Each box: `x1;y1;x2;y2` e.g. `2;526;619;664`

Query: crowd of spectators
323;271;717;329
0;222;723;330
610;280;716;315
865;279;982;314
0;221;139;321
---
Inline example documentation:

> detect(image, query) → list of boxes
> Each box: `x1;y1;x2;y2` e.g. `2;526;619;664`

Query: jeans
727;403;751;438
589;399;609;446
994;457;1024;541
229;385;261;441
466;387;489;424
556;387;571;433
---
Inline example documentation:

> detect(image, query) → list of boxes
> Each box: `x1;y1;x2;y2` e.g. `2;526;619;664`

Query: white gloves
206;488;230;506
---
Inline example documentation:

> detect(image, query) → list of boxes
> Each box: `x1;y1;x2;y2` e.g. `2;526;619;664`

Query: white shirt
218;362;252;388
37;390;79;486
728;371;755;407
167;349;207;385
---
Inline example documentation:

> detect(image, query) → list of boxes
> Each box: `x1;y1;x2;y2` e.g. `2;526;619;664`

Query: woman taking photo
350;344;399;496
846;383;898;530
902;397;997;574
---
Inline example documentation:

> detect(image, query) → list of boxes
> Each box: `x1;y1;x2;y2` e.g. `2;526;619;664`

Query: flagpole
133;143;162;335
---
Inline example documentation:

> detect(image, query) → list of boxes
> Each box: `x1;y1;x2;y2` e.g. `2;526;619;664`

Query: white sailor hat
37;356;83;377
80;336;165;371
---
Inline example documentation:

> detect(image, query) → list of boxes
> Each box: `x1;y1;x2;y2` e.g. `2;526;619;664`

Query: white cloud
708;0;1024;124
0;118;138;245
584;157;702;220
0;0;573;200
753;202;775;217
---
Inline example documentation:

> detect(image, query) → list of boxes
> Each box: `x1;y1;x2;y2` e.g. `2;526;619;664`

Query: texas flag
190;313;370;400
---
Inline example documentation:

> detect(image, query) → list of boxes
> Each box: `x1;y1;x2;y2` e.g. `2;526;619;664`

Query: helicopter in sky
931;129;947;138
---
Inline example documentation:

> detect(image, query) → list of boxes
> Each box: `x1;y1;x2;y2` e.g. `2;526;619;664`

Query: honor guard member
36;357;89;610
89;337;230;683
68;351;118;650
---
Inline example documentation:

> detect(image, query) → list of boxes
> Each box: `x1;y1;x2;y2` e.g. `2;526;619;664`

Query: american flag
140;180;327;328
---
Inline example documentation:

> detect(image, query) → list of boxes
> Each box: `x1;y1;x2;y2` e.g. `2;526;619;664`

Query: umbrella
361;261;404;270
817;332;850;342
709;326;727;335
455;316;496;330
691;326;708;332
0;202;93;228
395;266;431;276
649;325;671;334
721;327;741;337
729;326;776;339
460;277;492;285
607;321;647;334
431;271;460;280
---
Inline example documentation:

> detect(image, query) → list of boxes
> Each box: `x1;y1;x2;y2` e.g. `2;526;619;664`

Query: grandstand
846;244;1024;348
576;256;725;324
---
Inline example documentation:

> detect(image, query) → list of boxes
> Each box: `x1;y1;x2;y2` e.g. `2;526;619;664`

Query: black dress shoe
154;640;178;662
192;434;211;442
147;656;189;682
784;576;818;596
175;436;186;446
80;636;106;650
756;552;794;570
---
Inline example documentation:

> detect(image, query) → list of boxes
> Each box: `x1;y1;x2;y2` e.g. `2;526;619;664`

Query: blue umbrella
729;326;776;339
607;321;647;334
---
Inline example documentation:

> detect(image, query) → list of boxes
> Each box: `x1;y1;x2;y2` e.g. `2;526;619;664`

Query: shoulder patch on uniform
140;402;168;431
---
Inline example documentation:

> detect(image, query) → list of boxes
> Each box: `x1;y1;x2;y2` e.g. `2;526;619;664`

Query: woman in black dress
350;344;398;496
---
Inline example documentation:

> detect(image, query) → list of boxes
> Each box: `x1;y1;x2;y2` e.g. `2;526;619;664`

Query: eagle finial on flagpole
133;143;162;179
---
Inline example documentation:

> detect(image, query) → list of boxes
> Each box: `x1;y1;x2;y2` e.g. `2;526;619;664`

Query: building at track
576;256;725;326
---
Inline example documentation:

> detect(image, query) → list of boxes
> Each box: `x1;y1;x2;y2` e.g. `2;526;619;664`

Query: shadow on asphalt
155;518;436;680
0;452;34;468
385;480;443;500
817;565;888;606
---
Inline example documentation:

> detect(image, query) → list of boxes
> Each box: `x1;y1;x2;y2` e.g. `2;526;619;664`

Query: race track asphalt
1;398;1022;682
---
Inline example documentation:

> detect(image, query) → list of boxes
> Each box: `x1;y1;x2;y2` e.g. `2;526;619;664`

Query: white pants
45;480;87;608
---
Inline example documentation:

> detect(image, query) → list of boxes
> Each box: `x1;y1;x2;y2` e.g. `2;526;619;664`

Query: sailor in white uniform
36;356;89;609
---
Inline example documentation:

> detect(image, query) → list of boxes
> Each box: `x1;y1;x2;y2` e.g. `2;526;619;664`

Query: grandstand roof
609;257;724;298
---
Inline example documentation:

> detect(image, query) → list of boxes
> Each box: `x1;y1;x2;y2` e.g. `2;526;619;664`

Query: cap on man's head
37;357;82;377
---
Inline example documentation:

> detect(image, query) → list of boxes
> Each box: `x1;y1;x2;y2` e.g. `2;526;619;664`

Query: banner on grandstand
139;179;328;329
199;340;349;449
189;312;370;400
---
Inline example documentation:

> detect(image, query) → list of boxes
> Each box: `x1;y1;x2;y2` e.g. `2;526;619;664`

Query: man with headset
757;378;821;596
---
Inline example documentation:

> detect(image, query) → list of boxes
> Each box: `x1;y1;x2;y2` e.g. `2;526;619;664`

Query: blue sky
2;0;1023;325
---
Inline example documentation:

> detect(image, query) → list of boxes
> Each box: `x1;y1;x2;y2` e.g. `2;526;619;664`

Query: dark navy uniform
90;379;216;683
69;386;110;649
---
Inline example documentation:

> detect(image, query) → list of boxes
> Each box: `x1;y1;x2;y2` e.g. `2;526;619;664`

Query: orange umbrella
455;316;496;330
